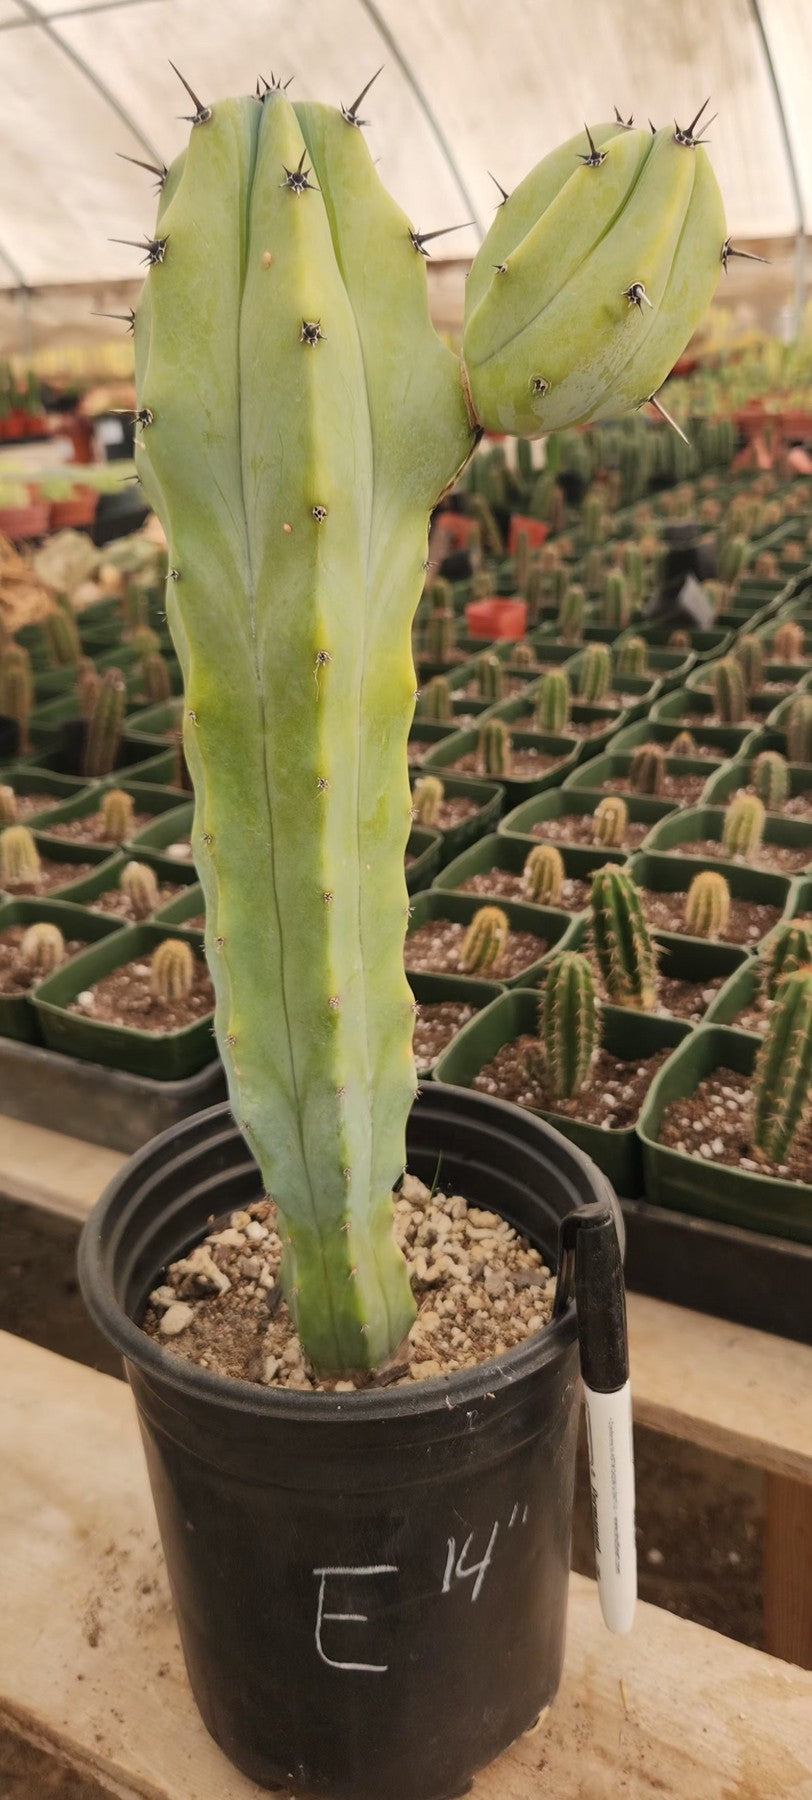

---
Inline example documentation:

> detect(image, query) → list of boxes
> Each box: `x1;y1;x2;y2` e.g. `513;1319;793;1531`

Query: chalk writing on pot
313;1565;398;1673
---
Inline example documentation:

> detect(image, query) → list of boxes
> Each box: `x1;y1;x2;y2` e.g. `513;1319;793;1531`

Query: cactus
530;951;600;1099
558;581;586;643
1;825;40;886
470;570;494;601
412;775;444;828
511;641;535;669
523;842;564;905
101;788;136;843
590;864;657;1010
534;668;571;733
18;921;65;977
577;641;612;704
44;609;81;666
752;968;812;1164
718;533;747;586
82;668;125;778
476;653;504;703
478;717;512;777
459;905;509;974
774;621;804;662
629;742;666;795
131;625;162;658
585;546;604;597
786;696;812;765
142;651;172;703
602;568;631;629
712;657;746;725
752;751;790;810
0;784;17;824
121;859;160;920
513;528;530;595
733;634;765;695
722;793;765;858
763;923;812;1000
467;492;502;557
615;635;648;681
668;631;691;652
525;566;547;624
423;607;456;664
583;494;604;546
592;794;628;848
151;936;196;1003
0;645;32;752
623;542;644;605
419;675;453;724
684;869;730;939
670;729;696;757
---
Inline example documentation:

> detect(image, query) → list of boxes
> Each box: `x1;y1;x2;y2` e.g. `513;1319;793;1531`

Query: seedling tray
0;1032;226;1153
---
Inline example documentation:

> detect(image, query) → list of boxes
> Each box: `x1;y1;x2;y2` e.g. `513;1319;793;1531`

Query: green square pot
153;883;205;934
606;717;738;760
432;987;688;1196
641;803;812;871
650;688;756;754
0;896;124;1044
407;827;443;894
627;851;795;952
20;729;178;785
409;772;504;863
407;721;456;765
563;750;711;800
0;766;89;823
485;690;624;760
127;800;195;861
703;960;765;1035
435;831;625;902
408;970;505;1077
31;781;190;852
405;889;577;988
499;785;672;850
651;930;749;1021
32;923;216;1080
423;726;580;806
124;698;184;743
1;833;117;904
638;1025;812;1243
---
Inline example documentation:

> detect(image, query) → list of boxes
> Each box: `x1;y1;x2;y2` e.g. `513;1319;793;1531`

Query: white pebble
77;989;94;1009
244;1221;268;1242
167;842;192;860
159;1301;194;1336
699;1143;712;1158
149;1285;174;1309
262;1355;280;1382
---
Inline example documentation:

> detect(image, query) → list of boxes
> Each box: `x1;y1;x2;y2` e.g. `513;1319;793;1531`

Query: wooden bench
4;1112;812;1673
3;1329;812;1800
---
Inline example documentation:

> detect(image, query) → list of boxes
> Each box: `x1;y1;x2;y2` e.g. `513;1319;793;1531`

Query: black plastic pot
79;1087;616;1800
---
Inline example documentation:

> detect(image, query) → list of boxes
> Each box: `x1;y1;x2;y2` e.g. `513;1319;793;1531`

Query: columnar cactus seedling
44;609;81;666
602;569;631;629
578;641;612;703
774;622;804;662
83;668;125;778
534;669;571;733
752;968;812;1164
1;825;40;886
101;788;136;843
19;921;65;976
412;775;444;828
585;548;605;597
558;582;586;643
131;626;162;658
592;794;628;847
479;717;512;777
590;864;657;1010
623;543;644;605
615;635;648;681
151;937;196;1003
131;81;727;1373
583;495;604;546
718;533;746;587
712;657;746;725
752;751;790;811
511;641;535;669
763;923;812;1000
629;742;666;795
476;653;504;702
734;634;765;694
459;905;509;974
423;608;456;664
530;951;600;1099
786;696;812;765
670;729;696;756
523;842;564;905
419;675;453;724
0;645;32;752
121;860;160;920
525;566;547;624
0;784;17;824
722;794;765;857
684;869;730;938
143;651;173;703
77;661;102;721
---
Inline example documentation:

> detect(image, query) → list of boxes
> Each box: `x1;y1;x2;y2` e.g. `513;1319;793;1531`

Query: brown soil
598;772;708;805
639;888;782;946
406;917;547;978
68;953;214;1031
722;781;812;822
456;867;591;913
2;791;63;821
657;1066;812;1183
473;1036;670;1129
0;924;85;995
509;709;613;740
530;813;649;850
672;838;811;875
2;855;96;896
142;1176;556;1390
413;999;476;1069
451;748;568;779
407;739;441;765
42;808;152;846
657;971;727;1023
91;879;185;921
424;795;480;831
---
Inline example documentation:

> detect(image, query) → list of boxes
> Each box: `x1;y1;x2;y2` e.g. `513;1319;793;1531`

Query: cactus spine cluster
532;951;600;1099
83;668;126;778
411;775;444;828
752;751;789;811
590;864;658;1010
763;923;812;1000
684;869;730;939
478;717;512;777
722;794;765;858
19;921;65;977
578;641;612;704
786;696;812;765
752;968;812;1164
534;669;571;734
131;81;726;1375
151;937;196;1003
459;905;509;974
1;825;40;886
629;742;666;795
592;794;628;847
523;842;564;905
670;729;696;757
101;788;136;843
712;657;747;725
121;860;160;920
476;653;504;702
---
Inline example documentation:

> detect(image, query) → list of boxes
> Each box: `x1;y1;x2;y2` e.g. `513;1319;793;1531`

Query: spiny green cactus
151;936;196;1003
669;631;692;653
592;794;628;848
0;645;32;752
523;842;564;905
534;668;571;733
629;742;666;795
623;542;644;605
419;674;453;724
19;921;65;977
121;859;160;920
752;750;790;810
525;566;547;624
476;653;504;702
684;869;730;938
585;547;605;597
142;651;172;703
752;967;812;1164
712;657;746;725
602;568;631;629
0;784;16;824
558;581;586;643
83;668;125;779
77;660;102;721
615;635;648;681
670;728;696;756
786;696;812;765
478;716;512;777
1;825;40;886
583;494;605;546
577;640;612;704
530;951;599;1099
122;585;149;633
718;533;746;586
511;641;535;669
459;904;509;974
411;775;444;828
44;608;81;667
734;634;765;695
590;864;657;1010
763;923;812;1000
773;621;804;662
423;607;456;664
722;793;765;857
101;788;136;843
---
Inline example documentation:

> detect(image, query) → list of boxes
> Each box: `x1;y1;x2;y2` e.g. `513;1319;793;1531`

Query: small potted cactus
77;75;728;1800
0;898;122;1043
33;926;216;1078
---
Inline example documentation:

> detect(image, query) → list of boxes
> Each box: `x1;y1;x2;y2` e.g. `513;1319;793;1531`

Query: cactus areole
133;84;724;1374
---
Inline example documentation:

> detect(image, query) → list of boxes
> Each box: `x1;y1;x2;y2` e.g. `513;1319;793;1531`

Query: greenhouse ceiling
2;0;810;291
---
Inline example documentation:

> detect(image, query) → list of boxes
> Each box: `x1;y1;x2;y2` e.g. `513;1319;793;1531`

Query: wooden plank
0;1114;124;1222
2;1332;812;1800
764;1473;812;1669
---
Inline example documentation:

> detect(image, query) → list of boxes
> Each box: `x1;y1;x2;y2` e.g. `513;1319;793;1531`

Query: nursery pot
79;1085;617;1800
